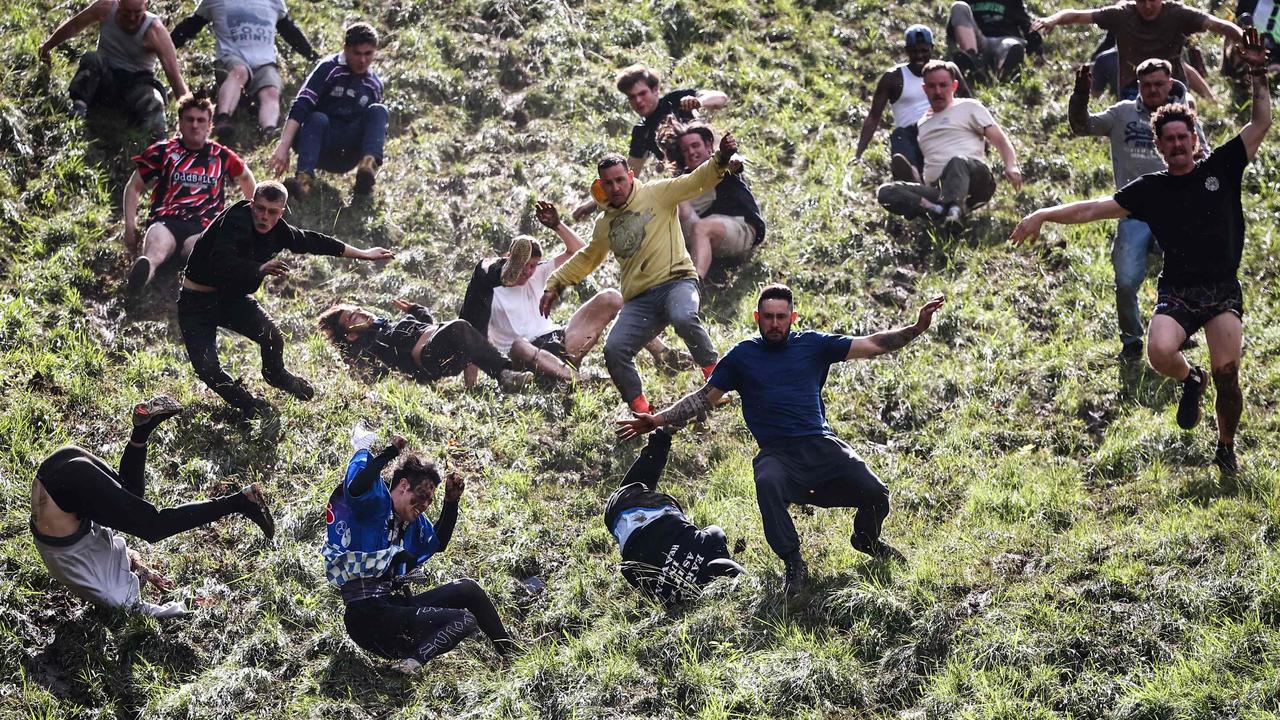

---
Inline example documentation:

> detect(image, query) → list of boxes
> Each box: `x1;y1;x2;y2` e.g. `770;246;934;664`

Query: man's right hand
615;413;659;440
1073;63;1092;94
259;258;291;277
390;434;408;451
716;131;739;166
538;288;559;318
571;197;597;222
267;146;290;176
535;200;561;230
1009;211;1046;245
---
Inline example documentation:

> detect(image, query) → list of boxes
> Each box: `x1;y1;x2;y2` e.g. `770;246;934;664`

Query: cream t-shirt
917;98;995;184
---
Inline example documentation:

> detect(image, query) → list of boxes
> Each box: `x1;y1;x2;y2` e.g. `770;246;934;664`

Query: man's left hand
680;95;702;111
1005;167;1024;191
913;295;945;332
535;200;561;230
361;247;394;261
444;472;466;502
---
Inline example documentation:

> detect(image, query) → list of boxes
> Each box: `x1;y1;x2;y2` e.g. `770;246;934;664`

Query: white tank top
97;1;157;74
891;64;930;129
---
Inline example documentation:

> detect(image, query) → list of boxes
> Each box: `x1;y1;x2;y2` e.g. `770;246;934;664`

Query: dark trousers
344;579;511;663
178;291;286;410
295;105;389;174
36;445;244;544
417;320;509;381
876;156;997;219
752;435;890;559
68;51;166;137
889;125;923;171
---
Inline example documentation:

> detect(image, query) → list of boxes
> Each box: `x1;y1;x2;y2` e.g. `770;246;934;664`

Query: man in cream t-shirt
876;59;1023;223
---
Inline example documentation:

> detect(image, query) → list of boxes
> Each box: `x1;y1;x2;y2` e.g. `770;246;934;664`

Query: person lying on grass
323;429;516;673
318;299;534;393
30;396;274;618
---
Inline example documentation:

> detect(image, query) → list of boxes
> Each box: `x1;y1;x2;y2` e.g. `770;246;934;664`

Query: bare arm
534;200;582;265
845;296;944;360
1031;9;1096;34
615;384;726;439
627;155;647;174
695;90;729;111
855;72;895;159
122;170;149;252
268;119;302;176
1010;197;1128;244
983;123;1022;189
235;168;257;200
1204;15;1244;44
39;1;108;61
147;23;188;98
1240;28;1273;160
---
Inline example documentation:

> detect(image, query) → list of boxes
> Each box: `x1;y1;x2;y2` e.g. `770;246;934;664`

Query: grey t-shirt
33;521;187;617
1081;83;1208;188
195;0;288;68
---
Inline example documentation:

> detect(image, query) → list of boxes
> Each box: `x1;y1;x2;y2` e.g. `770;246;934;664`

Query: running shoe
1000;44;1026;82
126;256;151;294
240;483;275;540
783;555;809;595
1214;442;1238;476
1176;366;1208;430
499;369;535;393
266;371;315;401
852;532;907;562
353;155;378;196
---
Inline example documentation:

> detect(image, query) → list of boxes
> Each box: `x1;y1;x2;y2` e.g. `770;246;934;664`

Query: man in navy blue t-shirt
617;284;945;594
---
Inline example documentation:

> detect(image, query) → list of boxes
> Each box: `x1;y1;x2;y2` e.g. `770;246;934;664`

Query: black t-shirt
971;0;1034;38
620;515;732;606
1113;135;1249;289
627;89;697;161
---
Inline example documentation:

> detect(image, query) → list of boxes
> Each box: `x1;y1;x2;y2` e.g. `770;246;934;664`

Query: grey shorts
215;57;282;95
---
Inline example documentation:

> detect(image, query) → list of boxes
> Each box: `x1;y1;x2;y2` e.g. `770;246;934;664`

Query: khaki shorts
215;57;282;95
703;214;757;261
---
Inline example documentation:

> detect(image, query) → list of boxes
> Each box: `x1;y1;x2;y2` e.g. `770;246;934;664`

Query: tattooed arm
616;384;726;440
844;295;945;360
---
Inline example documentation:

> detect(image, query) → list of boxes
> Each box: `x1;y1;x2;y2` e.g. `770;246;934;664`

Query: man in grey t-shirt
170;0;318;144
1068;57;1207;361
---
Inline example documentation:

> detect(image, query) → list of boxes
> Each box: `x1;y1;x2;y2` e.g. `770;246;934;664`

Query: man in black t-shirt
179;181;394;416
1010;29;1272;474
604;427;744;607
571;64;729;221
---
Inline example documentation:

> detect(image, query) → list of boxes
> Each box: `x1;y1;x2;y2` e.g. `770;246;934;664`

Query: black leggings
36;445;246;544
178;290;287;409
417;320;510;381
344;578;512;663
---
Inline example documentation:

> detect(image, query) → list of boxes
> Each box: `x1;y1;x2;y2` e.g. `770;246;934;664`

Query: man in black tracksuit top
178;181;392;415
604;428;744;606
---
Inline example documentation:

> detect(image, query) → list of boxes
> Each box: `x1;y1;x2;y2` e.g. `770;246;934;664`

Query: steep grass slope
3;1;1280;718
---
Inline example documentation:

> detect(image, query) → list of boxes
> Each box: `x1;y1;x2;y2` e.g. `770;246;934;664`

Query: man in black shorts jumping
1011;28;1272;474
618;284;945;595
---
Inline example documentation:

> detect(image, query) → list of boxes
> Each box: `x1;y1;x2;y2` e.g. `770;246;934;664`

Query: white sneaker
392;658;422;675
350;422;378;452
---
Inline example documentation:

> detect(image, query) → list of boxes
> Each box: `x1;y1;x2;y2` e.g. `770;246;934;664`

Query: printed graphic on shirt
226;8;273;46
1205;176;1220;191
133;139;244;225
608;209;655;259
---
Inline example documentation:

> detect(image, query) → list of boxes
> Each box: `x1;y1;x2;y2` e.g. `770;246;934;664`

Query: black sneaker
1116;341;1144;363
213;113;237;148
266;371;315;401
890;153;920;183
952;49;987;83
783;555;809;595
239;396;275;421
239;483;275;540
1214;442;1238;476
126;256;151;294
1176;366;1208;430
852;533;907;562
1000;43;1026;82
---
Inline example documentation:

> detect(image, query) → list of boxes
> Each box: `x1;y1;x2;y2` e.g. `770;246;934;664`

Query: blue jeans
1113;217;1159;347
603;278;718;402
295;104;388;174
889;126;922;171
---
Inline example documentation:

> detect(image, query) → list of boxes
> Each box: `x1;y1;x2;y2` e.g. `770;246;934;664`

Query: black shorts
1154;281;1244;336
150;217;206;244
529;329;569;361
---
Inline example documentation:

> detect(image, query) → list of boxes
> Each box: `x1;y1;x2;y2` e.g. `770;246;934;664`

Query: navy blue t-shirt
708;331;853;445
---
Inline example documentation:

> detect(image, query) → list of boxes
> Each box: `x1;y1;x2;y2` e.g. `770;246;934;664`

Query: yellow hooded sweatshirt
547;157;728;301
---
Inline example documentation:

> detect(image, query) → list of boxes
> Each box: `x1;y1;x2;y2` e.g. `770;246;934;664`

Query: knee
366;103;389;122
704;525;726;542
258;85;280;102
754;471;786;499
603;338;628;364
691;219;714;240
596;289;624;314
876;184;899;206
451;577;485;602
226;64;249;84
77;51;104;72
304;112;330;131
950;1;972;18
1212;361;1240;389
1146;337;1180;365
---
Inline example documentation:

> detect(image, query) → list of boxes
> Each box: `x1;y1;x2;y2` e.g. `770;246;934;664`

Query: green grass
3;0;1280;718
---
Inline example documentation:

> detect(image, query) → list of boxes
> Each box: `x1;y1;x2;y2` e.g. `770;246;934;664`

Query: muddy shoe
213;113;237;148
353;154;378;196
1214;442;1238;477
1116;341;1144;363
239;483;275;540
654;348;694;375
239;396;275;421
852;532;906;562
392;658;422;675
283;171;313;199
783;555;809;596
132;395;183;428
499;369;535;393
1176;366;1208;430
890;153;920;183
126;256;152;294
999;43;1025;82
266;371;315;401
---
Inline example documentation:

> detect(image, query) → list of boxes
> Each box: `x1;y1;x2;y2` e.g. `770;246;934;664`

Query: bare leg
564;289;624;363
678;200;698;242
1146;314;1191;380
137;223;179;286
687;218;729;279
179;232;201;265
463;363;479;389
217;65;249;118
1204;312;1243;444
509;338;574;381
256;86;281;129
644;336;667;360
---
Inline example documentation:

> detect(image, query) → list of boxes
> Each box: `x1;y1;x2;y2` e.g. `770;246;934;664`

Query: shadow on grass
315;644;417;704
1117;359;1177;410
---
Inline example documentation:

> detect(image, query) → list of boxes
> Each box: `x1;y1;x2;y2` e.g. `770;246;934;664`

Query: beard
760;327;791;346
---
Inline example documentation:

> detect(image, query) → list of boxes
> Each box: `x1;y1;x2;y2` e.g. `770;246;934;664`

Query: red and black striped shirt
132;138;245;227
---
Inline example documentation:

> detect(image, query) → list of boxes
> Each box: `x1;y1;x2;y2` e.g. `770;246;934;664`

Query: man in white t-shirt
876;59;1023;223
460;202;678;379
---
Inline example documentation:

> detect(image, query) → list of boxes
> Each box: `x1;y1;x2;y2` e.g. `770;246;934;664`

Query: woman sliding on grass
323;427;516;672
29;396;275;617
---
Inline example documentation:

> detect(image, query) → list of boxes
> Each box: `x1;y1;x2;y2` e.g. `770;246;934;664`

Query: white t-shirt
916;98;995;184
196;0;288;68
488;260;561;353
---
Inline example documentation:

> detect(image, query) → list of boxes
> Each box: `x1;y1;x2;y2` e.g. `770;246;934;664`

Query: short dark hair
615;64;661;93
255;180;288;203
597;153;629;176
1151;102;1198;139
1136;58;1173;78
317;303;359;343
176;93;214;119
392;453;440;491
921;59;958;82
757;283;794;310
656;117;716;172
344;22;379;47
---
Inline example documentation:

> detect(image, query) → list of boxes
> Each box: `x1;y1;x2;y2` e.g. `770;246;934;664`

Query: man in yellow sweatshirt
539;133;742;413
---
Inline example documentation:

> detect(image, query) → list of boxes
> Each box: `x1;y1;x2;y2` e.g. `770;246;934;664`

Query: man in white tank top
856;25;973;183
39;0;187;139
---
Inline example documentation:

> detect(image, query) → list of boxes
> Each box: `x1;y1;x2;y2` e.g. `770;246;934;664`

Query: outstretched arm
845;296;944;360
1010;197;1128;244
1204;15;1244;44
855;72;895;160
984;123;1023;190
122;171;148;253
148;22;189;98
1240;28;1273;160
1031;9;1096;34
39;1;108;62
615;384;726;440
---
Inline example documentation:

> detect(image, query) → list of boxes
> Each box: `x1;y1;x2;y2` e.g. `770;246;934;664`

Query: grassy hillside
3;0;1280;718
